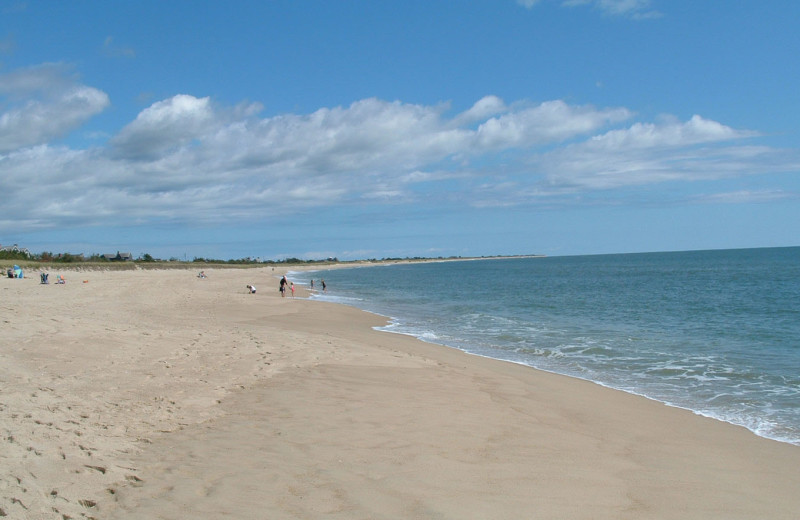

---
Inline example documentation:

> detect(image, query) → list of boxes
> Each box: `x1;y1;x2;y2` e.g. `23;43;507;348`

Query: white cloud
525;0;661;19
584;115;757;151
2;63;793;234
451;95;508;127
0;63;76;98
534;118;773;191
476;100;631;148
110;94;214;160
0;64;109;152
692;190;794;204
593;0;658;17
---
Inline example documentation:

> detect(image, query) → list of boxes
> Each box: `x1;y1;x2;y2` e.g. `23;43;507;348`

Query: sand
2;266;799;519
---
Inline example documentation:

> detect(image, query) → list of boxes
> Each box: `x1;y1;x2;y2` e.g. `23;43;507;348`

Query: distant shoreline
1;253;547;272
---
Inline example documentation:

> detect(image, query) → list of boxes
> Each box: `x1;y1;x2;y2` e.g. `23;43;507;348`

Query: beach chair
40;273;49;284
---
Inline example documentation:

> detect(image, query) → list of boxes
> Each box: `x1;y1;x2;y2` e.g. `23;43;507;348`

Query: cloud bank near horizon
0;63;794;233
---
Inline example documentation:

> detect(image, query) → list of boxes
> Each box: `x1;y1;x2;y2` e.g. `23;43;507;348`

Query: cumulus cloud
0;64;109;153
534;118;771;191
1;63;791;234
454;95;508;126
584;115;756;151
476;100;631;148
111;94;214;160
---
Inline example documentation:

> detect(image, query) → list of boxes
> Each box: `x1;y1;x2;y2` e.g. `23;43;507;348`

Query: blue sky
1;0;798;260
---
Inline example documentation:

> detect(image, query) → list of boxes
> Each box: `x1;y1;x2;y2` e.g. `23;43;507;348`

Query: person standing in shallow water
321;279;326;292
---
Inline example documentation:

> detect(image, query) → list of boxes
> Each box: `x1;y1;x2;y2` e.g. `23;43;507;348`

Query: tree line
0;248;339;265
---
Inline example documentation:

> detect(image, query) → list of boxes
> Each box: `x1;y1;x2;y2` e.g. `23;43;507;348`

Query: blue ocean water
291;247;800;445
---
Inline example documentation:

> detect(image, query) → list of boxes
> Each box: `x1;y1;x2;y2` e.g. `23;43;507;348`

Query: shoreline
374;330;800;447
0;253;547;273
3;268;799;519
297;259;800;448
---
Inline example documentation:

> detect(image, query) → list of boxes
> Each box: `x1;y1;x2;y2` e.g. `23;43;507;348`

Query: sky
1;0;799;260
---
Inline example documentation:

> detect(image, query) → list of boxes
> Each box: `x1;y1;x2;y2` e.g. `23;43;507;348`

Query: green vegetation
0;249;31;261
1;248;344;271
1;245;539;272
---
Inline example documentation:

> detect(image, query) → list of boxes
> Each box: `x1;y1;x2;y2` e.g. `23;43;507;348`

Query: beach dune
2;267;799;519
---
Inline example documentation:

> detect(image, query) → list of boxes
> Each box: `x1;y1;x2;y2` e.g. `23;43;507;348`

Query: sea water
290;247;800;445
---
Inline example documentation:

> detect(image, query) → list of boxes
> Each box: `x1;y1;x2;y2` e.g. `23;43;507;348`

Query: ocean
290;247;800;446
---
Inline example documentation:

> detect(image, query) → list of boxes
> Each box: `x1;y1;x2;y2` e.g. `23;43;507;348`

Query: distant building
55;253;85;261
0;244;31;256
104;251;133;261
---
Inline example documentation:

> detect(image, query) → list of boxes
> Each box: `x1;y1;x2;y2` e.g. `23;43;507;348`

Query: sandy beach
2;267;800;519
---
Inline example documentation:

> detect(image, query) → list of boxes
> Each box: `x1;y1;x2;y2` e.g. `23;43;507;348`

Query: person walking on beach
279;275;288;297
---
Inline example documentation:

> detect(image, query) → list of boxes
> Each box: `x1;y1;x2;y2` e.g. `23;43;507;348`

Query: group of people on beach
205;270;327;297
39;272;66;284
5;268;67;284
241;275;326;297
199;270;327;298
196;270;325;298
279;275;294;297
